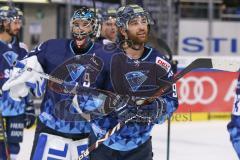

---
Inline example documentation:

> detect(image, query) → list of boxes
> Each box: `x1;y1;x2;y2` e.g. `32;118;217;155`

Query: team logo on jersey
66;64;85;82
125;71;148;92
3;51;18;66
155;57;171;72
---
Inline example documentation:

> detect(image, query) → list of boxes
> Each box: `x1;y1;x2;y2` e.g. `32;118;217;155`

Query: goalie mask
0;6;24;34
70;7;98;40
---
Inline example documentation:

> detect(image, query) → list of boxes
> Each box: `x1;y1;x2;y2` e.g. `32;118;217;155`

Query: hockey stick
0;111;10;160
11;56;130;120
78;101;164;160
166;116;171;160
157;38;175;160
13;60;113;96
78;114;136;160
10;57;240;159
77;58;240;159
12;56;117;95
139;58;240;105
13;58;240;114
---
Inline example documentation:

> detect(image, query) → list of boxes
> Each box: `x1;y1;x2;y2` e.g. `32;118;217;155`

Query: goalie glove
8;81;29;101
2;55;46;99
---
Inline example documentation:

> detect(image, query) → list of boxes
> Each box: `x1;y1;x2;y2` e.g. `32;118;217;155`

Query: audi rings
179;76;218;105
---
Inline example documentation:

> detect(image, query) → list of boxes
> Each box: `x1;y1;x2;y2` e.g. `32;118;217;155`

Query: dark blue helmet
0;6;23;23
99;8;117;23
116;4;153;29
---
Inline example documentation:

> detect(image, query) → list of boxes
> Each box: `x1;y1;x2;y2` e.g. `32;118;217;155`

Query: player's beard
5;25;20;37
126;30;148;50
8;29;20;37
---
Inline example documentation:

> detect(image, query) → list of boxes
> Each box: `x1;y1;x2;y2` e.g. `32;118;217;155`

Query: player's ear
3;20;8;28
118;27;127;39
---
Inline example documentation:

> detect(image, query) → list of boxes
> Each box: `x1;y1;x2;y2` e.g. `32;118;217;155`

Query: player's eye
141;18;148;24
129;20;138;25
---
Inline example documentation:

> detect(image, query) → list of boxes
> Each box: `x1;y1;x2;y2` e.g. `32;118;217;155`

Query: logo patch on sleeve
155;57;171;72
3;51;18;66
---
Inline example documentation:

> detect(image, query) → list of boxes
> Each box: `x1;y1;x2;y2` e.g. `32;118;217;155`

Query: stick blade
173;58;212;82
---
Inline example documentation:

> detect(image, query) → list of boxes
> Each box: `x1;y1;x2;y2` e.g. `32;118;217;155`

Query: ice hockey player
0;5;35;160
88;4;179;160
227;74;240;159
96;8;117;45
2;6;111;160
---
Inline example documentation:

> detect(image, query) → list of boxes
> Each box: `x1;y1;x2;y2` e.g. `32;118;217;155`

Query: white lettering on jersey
4;69;12;78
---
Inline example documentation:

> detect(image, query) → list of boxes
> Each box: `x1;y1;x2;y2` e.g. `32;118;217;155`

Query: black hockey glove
116;97;167;123
134;98;167;123
24;98;36;129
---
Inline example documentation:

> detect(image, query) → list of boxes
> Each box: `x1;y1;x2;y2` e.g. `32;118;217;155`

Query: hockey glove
116;98;167;123
155;97;177;124
2;56;46;99
115;104;137;122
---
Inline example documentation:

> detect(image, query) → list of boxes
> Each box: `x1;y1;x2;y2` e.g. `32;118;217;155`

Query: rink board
171;112;231;122
173;56;240;121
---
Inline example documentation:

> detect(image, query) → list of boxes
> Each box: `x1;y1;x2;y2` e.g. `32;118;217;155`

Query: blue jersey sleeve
0;40;29;116
155;59;178;124
228;115;240;159
227;75;240;159
0;91;27;116
29;41;48;67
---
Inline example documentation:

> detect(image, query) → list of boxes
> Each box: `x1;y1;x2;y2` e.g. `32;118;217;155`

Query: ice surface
18;121;238;160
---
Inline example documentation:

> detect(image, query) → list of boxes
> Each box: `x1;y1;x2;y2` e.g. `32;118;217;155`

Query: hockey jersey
31;39;114;134
228;74;240;158
0;37;28;116
90;46;179;151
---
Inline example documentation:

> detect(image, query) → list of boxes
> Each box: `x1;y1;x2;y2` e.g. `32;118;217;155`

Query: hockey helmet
99;8;117;23
0;6;23;23
70;6;98;39
116;4;153;29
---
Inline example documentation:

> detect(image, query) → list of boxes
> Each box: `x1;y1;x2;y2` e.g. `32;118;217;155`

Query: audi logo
178;76;218;105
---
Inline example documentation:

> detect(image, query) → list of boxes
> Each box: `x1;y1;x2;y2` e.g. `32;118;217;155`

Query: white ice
18;121;238;160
